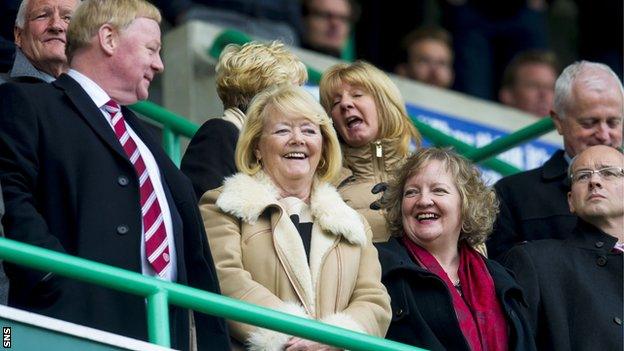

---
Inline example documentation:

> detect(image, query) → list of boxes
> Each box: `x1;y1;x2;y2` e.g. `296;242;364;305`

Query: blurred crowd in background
1;0;621;118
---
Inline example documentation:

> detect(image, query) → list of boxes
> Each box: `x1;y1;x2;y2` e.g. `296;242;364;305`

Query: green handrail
129;100;200;165
0;237;423;351
205;29;550;176
463;118;555;163
130;101;199;138
132;28;556;174
410;118;523;176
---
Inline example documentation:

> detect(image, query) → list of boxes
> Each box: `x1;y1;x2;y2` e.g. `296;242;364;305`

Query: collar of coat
216;171;367;246
541;149;569;182
221;107;246;131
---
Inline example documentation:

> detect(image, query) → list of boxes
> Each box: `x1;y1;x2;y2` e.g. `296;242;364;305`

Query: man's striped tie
104;100;170;277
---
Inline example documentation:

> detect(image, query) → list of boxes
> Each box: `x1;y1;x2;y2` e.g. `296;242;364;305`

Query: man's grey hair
15;0;30;28
553;61;624;119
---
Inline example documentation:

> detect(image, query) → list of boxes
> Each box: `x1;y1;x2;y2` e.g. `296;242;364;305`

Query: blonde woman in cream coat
200;85;391;350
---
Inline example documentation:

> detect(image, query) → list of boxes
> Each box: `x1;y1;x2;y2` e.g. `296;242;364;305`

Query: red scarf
402;237;509;351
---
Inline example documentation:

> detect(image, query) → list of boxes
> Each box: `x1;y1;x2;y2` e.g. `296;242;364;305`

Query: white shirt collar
67;69;111;108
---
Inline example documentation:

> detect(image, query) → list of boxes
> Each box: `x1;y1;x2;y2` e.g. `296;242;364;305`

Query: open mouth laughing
283;152;307;159
416;212;440;222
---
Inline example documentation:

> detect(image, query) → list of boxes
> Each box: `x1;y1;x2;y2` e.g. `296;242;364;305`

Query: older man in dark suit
0;0;229;349
488;61;624;259
502;145;623;350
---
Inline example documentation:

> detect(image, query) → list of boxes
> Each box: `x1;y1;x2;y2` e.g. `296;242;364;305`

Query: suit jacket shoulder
488;150;576;259
181;118;240;199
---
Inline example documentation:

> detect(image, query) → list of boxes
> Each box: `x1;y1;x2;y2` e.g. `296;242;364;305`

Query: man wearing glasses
488;60;623;259
302;0;353;57
502;145;623;351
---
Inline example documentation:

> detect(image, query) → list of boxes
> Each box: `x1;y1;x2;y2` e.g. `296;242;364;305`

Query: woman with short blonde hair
236;83;342;182
201;84;391;349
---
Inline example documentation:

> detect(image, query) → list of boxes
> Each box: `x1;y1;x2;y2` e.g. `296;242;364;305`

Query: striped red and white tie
104;100;170;277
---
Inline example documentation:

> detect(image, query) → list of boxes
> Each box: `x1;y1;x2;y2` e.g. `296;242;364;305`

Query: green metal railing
463;118;555;163
0;237;422;350
130;29;555;175
130;101;200;165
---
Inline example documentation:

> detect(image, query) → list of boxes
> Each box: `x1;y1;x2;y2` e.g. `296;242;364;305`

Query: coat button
595;241;604;248
596;256;607;266
117;175;129;186
395;308;404;317
615;317;622;326
116;225;129;235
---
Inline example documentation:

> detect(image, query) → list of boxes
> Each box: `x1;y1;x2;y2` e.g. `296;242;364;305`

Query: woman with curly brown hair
375;148;535;351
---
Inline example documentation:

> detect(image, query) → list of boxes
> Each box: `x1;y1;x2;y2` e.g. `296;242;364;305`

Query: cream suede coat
199;172;391;350
338;139;404;243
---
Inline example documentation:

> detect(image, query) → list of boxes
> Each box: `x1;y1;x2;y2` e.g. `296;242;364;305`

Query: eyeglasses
570;167;624;183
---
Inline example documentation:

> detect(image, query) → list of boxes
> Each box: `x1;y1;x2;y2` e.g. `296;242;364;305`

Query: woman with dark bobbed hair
375;148;535;351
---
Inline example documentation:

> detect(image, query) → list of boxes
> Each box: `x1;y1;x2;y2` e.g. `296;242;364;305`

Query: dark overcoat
181;118;239;200
376;238;536;351
488;150;577;259
0;75;230;350
502;220;623;351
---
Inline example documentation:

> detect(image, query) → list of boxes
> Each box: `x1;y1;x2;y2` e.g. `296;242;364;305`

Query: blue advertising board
407;104;560;183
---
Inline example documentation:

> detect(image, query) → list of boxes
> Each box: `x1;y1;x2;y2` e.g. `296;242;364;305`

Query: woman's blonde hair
216;41;308;112
235;85;342;183
384;148;499;246
66;0;160;61
319;60;421;155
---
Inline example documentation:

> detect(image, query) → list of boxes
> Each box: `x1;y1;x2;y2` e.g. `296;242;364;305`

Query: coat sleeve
199;188;308;345
0;83;66;291
322;217;392;338
501;246;540;335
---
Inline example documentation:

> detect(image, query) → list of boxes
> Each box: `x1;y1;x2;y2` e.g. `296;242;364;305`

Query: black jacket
488;150;577;259
181;118;239;200
376;238;536;351
502;220;623;351
0;76;230;350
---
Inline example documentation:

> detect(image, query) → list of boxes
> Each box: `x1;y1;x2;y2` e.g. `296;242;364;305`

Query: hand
284;337;341;351
369;182;389;210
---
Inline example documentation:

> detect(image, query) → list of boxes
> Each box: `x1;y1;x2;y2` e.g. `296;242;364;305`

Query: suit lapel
53;74;129;161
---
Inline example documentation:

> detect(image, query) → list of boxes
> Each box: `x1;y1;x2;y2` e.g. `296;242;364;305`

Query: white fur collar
216;172;366;246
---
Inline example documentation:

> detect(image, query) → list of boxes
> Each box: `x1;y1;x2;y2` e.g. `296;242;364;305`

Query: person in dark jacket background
503;145;623;351
376;148;535;351
488;60;623;259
